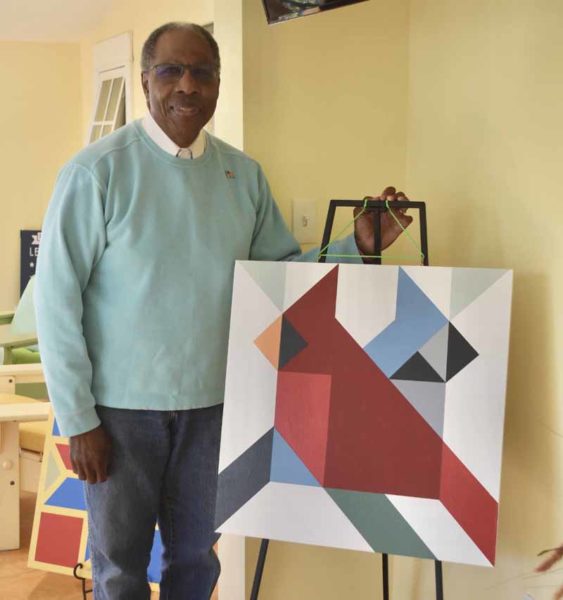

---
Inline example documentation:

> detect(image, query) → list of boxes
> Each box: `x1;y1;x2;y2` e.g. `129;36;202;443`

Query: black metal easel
251;199;444;600
73;562;93;599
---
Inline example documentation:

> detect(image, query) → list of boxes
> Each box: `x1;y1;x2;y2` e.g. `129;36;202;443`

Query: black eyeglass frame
144;62;220;83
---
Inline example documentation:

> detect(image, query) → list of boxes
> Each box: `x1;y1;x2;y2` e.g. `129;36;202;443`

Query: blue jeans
85;404;223;600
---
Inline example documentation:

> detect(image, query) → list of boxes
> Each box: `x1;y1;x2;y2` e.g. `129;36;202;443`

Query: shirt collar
142;112;206;159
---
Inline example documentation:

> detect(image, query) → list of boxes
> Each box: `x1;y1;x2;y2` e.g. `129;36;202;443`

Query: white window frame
87;32;133;146
88;68;127;144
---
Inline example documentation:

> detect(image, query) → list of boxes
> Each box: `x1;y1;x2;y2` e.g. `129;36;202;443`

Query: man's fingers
395;191;409;213
90;468;103;484
384;206;412;228
536;546;563;572
386;191;410;216
386;190;403;202
82;461;97;484
537;553;562;572
398;214;413;228
72;455;87;481
95;457;109;483
380;186;396;199
75;454;102;484
69;425;112;485
81;460;108;484
70;456;80;477
94;441;112;483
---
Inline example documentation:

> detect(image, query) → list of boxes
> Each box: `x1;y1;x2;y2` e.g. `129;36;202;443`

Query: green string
317;197;425;263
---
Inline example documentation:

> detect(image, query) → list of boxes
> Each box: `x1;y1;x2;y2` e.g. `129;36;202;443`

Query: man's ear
141;72;150;107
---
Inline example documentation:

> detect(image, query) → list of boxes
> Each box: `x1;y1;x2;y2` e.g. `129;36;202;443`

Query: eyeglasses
147;63;219;84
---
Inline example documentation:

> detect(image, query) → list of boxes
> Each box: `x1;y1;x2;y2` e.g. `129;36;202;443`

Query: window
89;68;127;143
88;32;132;145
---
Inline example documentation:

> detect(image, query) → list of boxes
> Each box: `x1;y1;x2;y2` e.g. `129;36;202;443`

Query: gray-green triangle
327;489;435;560
240;262;286;311
450;268;508;318
45;451;61;491
419;324;449;380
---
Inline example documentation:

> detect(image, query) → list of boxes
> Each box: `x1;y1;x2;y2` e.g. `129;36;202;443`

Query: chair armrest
0;311;15;326
0;324;38;351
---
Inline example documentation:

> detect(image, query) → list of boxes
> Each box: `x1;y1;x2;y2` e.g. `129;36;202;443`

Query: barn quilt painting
216;262;513;567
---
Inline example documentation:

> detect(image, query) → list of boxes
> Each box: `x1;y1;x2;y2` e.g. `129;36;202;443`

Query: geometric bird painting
216;262;513;567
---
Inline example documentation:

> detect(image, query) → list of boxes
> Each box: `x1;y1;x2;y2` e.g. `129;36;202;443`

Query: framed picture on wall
262;0;369;24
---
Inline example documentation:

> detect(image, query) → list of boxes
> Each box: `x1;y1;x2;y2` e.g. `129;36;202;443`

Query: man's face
141;28;220;148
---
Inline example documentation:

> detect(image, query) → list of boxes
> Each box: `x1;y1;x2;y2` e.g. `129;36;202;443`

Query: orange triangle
254;316;282;369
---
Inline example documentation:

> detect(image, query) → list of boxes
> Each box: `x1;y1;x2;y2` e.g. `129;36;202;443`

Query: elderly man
35;22;411;600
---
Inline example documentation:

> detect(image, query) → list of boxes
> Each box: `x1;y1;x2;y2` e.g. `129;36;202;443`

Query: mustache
171;94;201;108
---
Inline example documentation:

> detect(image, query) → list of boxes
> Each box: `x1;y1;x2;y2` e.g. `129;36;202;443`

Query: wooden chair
0;276;40;366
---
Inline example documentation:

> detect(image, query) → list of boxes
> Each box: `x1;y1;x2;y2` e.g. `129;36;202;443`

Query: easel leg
382;554;390;600
72;563;92;598
250;539;270;600
434;560;444;600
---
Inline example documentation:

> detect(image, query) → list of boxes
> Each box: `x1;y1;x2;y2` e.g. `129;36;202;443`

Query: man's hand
70;425;112;484
354;186;414;258
536;544;563;600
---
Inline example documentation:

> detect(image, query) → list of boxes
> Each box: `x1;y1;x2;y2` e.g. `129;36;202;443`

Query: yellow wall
0;41;82;308
403;1;563;597
243;0;410;251
243;1;411;598
243;1;563;599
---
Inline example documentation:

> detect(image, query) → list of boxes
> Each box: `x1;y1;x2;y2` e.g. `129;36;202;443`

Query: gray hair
141;22;220;73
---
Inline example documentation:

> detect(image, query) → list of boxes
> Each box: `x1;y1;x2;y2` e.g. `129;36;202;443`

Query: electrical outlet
292;199;317;244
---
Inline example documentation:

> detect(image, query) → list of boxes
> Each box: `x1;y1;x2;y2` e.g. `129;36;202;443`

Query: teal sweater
35;121;359;436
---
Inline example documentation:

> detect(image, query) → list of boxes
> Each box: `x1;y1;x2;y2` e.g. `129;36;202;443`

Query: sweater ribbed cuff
56;406;101;438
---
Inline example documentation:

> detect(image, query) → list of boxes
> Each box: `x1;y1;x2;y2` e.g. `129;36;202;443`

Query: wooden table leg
0;421;20;550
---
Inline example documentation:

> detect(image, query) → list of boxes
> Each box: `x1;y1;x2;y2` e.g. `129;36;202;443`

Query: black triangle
445;323;479;381
278;316;308;369
391;352;444;383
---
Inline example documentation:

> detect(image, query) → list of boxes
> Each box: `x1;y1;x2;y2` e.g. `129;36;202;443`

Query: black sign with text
20;230;41;296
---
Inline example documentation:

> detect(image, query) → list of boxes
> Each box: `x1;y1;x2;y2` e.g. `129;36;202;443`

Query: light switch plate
292;199;318;244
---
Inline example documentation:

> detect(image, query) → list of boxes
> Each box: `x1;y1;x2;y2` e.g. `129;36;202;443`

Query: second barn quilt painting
216;262;513;567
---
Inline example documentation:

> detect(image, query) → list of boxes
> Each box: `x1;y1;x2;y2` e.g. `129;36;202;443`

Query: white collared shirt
142;112;206;159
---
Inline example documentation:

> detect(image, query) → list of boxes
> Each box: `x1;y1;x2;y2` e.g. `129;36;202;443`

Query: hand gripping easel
250;199;445;600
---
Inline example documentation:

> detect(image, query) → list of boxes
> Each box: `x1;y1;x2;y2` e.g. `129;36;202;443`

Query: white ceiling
0;0;113;43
